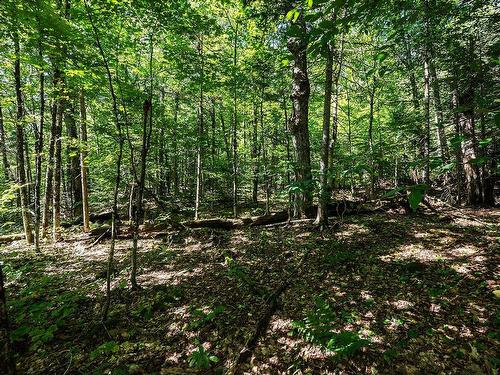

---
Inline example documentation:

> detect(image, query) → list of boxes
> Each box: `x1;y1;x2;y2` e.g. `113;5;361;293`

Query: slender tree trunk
0;105;11;181
14;32;33;245
287;20;312;218
232;25;239;218
194;37;204;220
172;93;179;196
368;77;377;197
66;103;82;218
85;0;124;321
260;96;270;214
328;34;344;191
315;43;333;226
52;78;63;242
33;47;45;251
346;87;354;194
42;99;57;238
131;35;154;290
430;64;449;162
252;102;259;204
79;89;90;232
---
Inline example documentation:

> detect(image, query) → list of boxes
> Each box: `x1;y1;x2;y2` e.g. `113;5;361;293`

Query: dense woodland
0;0;498;374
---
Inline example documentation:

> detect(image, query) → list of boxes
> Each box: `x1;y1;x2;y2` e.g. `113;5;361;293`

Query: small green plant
90;341;120;360
188;344;219;369
9;275;87;348
189;305;226;330
291;296;369;358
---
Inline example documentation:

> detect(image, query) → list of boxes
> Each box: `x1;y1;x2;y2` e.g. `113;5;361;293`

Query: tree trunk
79;89;90;232
14;32;33;245
0;105;11;181
194;37;204;220
459;87;481;205
314;43;333;226
52;76;63;242
85;0;124;320
232;25;239;218
260;96;270;215
252;102;259;204
172;93;179;196
66;103;83;218
368;77;377;197
33;45;45;251
42;98;57;238
287;20;312;218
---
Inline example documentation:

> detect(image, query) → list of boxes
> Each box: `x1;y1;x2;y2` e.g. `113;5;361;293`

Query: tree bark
232;25;239;218
33;44;45;251
287;19;312;218
0;105;12;181
252;102;259;204
79;88;90;232
314;42;333;226
194;37;204;220
13;32;33;244
42;98;57;238
52;75;63;242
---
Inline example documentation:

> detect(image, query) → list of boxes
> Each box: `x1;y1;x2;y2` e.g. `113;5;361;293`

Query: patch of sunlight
449;245;478;257
270;318;292;331
361;291;373;300
300;344;328;360
337;223;370;239
413;231;432;239
430;303;441;313
451;264;471;274
459;325;473;338
138;267;203;286
381;243;447;263
391;300;414;310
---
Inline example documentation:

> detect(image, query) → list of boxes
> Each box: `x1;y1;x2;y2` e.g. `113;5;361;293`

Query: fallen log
226;249;310;375
0;234;24;244
249;210;288;226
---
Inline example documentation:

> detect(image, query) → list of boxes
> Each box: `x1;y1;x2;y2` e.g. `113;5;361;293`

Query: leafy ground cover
1;207;498;374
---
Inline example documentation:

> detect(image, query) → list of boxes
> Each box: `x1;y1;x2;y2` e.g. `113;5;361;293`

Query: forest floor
1;205;499;374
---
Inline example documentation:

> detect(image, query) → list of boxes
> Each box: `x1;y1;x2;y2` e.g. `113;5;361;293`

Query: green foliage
188;344;219;369
291;296;369;358
188;305;226;330
90;341;120;360
8;274;88;348
225;255;269;297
